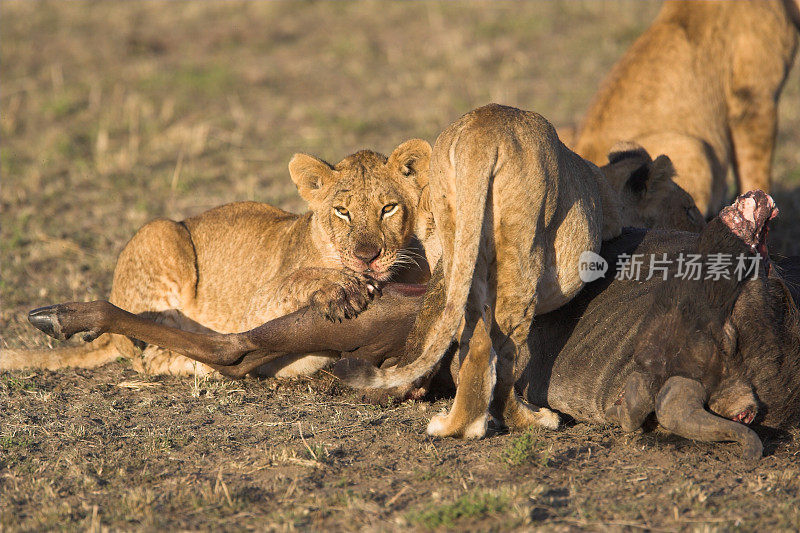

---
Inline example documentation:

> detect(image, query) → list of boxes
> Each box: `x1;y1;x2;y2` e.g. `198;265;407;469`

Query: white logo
579;251;608;283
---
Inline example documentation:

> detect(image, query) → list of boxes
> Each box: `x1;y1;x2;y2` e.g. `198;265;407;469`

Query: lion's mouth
338;252;395;282
342;249;407;282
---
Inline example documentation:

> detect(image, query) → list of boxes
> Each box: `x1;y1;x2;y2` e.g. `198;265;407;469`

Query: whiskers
383;248;427;281
395;248;425;270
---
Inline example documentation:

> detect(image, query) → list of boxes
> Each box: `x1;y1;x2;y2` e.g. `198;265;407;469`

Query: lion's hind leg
427;307;496;439
489;210;560;433
109;218;218;376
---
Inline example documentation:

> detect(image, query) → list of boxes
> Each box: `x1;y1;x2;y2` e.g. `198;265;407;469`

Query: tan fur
1;141;431;377
341;104;622;437
602;142;705;233
575;0;799;217
426;307;496;439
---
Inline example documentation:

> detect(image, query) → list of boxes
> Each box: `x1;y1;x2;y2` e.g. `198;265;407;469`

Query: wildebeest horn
655;376;763;460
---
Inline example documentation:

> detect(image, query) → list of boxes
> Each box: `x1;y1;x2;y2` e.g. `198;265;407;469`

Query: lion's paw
309;271;378;322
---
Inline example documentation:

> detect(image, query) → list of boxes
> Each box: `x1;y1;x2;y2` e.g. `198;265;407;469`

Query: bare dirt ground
3;2;800;531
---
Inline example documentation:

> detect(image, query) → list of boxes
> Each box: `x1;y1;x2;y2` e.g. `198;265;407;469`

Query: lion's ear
607;141;652;167
388;139;432;188
289;153;336;202
604;142;657;198
624;154;678;198
624;163;651;196
649;155;677;185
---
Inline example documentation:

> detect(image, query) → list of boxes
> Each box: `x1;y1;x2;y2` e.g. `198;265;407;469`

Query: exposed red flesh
383;283;428;297
733;409;756;425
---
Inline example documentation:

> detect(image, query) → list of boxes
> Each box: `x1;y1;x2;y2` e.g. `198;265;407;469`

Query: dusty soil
3;367;800;531
3;1;800;531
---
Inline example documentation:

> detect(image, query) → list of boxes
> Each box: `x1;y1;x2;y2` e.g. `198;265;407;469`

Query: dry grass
2;1;800;531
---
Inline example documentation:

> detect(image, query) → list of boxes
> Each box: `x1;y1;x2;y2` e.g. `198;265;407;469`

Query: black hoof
28;305;68;340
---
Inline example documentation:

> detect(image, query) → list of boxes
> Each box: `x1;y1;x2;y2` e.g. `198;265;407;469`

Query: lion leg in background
728;93;777;197
108;218;218;376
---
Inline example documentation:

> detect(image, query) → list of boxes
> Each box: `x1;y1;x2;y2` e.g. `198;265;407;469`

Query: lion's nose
354;245;381;266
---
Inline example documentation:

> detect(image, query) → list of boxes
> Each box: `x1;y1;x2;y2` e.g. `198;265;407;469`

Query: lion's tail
334;147;492;390
1;334;120;371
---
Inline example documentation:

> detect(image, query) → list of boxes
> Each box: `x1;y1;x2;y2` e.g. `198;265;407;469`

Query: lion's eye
382;203;399;218
334;206;350;221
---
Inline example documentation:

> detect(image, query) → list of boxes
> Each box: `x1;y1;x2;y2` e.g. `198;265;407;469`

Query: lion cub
3;141;431;377
574;0;799;217
337;104;623;438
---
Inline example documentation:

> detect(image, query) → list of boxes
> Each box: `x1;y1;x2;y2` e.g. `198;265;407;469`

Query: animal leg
492;328;560;432
604;371;655;432
268;267;379;323
28;283;424;379
427;307;496;439
26;300;276;374
242;268;380;377
132;310;224;377
728;95;776;196
490;220;559;432
7;219;210;373
655;376;762;460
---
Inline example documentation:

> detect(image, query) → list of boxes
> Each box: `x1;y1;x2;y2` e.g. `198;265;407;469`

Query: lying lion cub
575;0;800;217
3;141;432;377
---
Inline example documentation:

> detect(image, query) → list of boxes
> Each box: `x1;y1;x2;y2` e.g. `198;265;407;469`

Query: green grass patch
44;94;83;119
0;431;34;450
781;168;800;185
417;467;450;482
501;429;551;466
0;211;32;253
1;375;38;394
408;490;509;529
0;146;23;177
303;442;329;463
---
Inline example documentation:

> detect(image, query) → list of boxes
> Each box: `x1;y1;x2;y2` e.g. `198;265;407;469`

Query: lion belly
535;196;603;315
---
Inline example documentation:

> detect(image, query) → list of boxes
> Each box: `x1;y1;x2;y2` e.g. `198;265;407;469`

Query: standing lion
575;0;799;217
